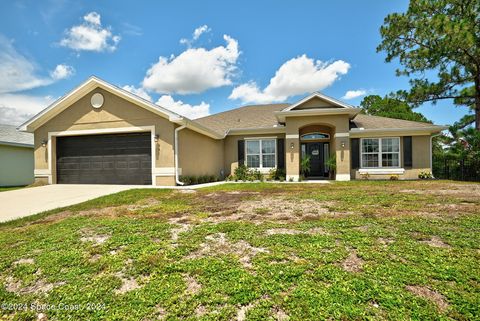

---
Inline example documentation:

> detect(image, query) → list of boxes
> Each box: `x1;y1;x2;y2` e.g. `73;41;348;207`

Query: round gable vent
91;93;104;109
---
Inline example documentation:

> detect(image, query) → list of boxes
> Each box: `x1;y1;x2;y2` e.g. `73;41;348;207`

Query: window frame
300;132;330;141
244;138;277;170
360;137;401;169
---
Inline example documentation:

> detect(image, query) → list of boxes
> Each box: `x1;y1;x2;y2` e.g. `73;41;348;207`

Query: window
361;138;400;168
300;132;330;140
245;139;276;168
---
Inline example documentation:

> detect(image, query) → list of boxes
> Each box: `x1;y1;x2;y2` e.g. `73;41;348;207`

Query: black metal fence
433;157;480;182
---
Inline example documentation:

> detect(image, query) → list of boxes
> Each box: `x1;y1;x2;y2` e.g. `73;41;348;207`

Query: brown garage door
56;132;152;185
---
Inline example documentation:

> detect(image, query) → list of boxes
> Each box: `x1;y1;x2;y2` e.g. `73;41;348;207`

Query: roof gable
282;92;354;111
18;76;183;132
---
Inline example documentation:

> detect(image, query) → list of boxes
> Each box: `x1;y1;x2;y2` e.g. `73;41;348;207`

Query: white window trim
244;138;277;172
360;137;401;169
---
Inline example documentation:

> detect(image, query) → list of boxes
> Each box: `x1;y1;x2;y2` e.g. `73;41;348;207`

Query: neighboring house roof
0;124;33;148
195;103;289;135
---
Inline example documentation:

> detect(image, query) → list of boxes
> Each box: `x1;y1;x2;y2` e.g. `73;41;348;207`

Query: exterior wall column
334;132;351;181
285;134;300;181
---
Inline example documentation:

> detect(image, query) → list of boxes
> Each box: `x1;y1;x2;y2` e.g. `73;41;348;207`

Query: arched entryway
299;124;334;179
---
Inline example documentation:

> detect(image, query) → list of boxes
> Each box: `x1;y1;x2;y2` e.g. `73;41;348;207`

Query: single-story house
0;124;34;187
19;76;447;186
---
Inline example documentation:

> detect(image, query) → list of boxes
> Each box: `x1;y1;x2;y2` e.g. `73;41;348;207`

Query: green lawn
0;186;25;192
0;181;479;320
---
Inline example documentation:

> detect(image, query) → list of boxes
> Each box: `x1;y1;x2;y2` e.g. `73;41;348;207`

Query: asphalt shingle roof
0;124;33;147
194;103;289;135
193;104;438;135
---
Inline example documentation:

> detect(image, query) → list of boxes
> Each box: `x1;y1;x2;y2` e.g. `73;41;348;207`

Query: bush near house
179;175;220;185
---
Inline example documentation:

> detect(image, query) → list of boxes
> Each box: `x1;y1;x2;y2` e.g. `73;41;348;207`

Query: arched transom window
300;132;330;141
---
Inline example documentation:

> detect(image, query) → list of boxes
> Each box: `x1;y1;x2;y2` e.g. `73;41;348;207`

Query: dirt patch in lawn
265;227;329;236
186;233;269;269
420;236;451;249
80;229;110;245
400;183;480;200
183;274;202;295
406;285;449;311
13;258;35;265
114;272;142;294
4;276;65;295
342;250;364;273
196;192;341;224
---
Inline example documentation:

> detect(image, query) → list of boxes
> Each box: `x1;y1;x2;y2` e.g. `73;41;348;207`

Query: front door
302;142;329;177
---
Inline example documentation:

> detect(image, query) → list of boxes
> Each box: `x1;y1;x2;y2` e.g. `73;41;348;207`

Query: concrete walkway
0;184;134;222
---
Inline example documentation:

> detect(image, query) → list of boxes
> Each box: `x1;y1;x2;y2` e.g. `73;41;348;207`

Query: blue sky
0;0;471;125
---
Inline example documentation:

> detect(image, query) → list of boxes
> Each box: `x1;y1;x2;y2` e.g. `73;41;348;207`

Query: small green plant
326;154;337;179
289;176;294;182
268;168;286;181
390;174;399;180
418;171;433;179
300;156;311;176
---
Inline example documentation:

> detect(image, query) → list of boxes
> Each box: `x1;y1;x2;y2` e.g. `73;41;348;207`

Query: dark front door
56;132;152;185
303;142;329;177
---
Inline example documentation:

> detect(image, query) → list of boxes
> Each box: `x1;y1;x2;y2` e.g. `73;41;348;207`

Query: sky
0;0;472;126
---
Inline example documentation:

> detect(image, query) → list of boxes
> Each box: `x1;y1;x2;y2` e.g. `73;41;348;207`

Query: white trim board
358;168;405;175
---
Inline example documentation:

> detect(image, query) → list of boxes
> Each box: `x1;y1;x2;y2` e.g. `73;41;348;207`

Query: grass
0;180;479;320
0;186;25;192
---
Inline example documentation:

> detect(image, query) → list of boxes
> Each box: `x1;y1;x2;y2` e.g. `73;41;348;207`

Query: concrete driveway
0;184;135;223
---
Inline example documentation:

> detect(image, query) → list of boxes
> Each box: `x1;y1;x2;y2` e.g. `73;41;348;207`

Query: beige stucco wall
285;115;351;180
224;134;285;176
178;128;224;177
0;145;34;186
351;135;432;180
33;87;176;185
295;97;336;109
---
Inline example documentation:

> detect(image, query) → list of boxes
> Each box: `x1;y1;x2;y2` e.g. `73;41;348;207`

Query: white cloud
229;55;350;104
193;25;211;40
0;94;55;125
143;35;240;94
180;24;211;45
60;11;121;52
342;89;367;100
122;85;152;101
50;64;75;80
156;95;209;119
0;35;53;94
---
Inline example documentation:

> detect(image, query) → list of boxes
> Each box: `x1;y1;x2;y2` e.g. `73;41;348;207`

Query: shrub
418;171;433;179
180;175;219;186
234;164;250;181
390;174;399;181
268;168;286;181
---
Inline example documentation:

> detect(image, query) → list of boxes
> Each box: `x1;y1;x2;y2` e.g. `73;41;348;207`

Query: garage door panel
56;132;152;185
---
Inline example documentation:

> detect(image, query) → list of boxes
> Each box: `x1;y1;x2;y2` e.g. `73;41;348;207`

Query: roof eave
18;76;184;133
0;141;34;148
226;126;286;136
275;108;361;122
349;126;448;137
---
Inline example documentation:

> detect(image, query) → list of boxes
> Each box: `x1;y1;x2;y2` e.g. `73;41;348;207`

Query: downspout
174;124;187;185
